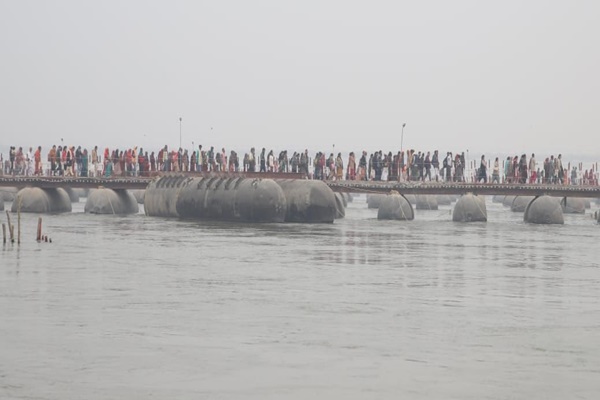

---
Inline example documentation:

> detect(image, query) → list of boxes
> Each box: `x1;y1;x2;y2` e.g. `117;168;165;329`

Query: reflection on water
1;196;600;399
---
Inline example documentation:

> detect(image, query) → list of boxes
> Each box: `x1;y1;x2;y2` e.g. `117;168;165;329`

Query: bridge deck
327;181;600;198
0;172;303;190
1;175;600;198
0;176;153;190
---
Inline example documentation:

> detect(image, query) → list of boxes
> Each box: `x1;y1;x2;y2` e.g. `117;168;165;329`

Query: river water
1;195;600;399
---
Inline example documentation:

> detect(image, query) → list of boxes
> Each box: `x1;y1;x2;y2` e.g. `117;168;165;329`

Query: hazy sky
1;0;598;159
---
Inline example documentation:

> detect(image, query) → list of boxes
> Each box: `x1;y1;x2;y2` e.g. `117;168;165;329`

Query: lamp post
466;149;470;182
400;123;406;152
179;117;182;149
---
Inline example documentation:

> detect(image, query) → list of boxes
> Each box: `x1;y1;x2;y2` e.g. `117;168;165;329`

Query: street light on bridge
179;117;182;150
400;123;406;152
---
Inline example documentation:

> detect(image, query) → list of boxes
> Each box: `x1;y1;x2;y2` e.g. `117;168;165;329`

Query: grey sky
1;0;598;159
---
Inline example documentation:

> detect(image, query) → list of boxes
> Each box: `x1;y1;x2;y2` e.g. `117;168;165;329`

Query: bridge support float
11;187;72;213
85;189;139;215
144;176;339;223
377;193;414;221
367;194;385;209
561;197;586;214
275;180;337;223
453;194;487;222
511;196;535;212
145;176;287;222
416;195;438;210
524;195;564;224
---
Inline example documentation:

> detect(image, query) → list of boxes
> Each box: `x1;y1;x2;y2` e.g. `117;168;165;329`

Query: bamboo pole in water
6;211;13;243
17;197;21;245
37;217;42;242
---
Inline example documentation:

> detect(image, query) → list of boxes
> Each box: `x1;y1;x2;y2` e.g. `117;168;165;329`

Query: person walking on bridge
358;151;367;181
56;146;63;176
266;150;274;173
198;148;205;172
162;146;169;171
14;147;24;175
81;149;89;177
529;153;536;183
347;152;356;180
299;150;308;176
75;146;82;176
91;146;99;177
477;155;488;183
453;153;462;182
247;147;256;172
423;151;431;181
431;150;439;181
64;146;74;177
504;156;511;183
34;146;42;176
335;153;344;180
25;147;33;176
259;148;266;173
492;157;500;183
518;154;528;184
444;152;453;182
556;154;564;184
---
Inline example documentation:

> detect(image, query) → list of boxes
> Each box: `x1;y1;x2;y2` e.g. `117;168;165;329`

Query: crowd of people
1;144;599;186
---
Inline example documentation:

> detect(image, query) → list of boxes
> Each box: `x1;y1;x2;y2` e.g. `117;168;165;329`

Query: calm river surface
1;195;600;399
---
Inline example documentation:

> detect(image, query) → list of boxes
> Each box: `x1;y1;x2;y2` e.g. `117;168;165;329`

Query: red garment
530;171;537;184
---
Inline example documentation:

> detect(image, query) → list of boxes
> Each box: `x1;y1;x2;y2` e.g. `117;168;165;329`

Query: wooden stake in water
2;223;6;244
6;211;13;243
37;217;42;242
17;197;21;245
